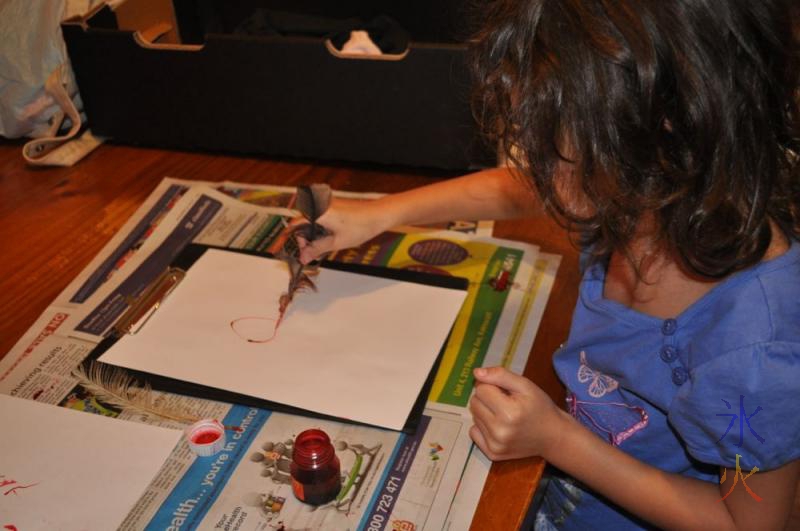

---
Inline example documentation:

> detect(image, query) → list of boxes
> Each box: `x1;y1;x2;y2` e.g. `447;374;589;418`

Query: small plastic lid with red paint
186;419;225;457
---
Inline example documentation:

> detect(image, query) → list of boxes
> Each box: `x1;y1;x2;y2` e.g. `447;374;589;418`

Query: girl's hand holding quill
276;184;332;326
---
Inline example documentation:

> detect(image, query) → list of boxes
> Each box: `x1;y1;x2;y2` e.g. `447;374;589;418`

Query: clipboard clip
113;267;186;336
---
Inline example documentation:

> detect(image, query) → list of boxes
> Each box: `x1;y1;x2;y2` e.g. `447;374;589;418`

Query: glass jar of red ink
290;428;341;505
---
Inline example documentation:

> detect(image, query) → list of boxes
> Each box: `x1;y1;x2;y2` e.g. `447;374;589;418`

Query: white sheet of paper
99;249;467;430
0;394;181;530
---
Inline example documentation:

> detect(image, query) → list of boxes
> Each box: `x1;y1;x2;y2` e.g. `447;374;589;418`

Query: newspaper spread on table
0;177;559;531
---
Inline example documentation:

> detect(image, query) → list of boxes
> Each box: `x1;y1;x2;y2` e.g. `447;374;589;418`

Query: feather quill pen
275;184;332;327
71;362;202;424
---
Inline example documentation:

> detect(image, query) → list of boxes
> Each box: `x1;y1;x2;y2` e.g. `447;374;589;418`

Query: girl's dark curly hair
473;0;800;278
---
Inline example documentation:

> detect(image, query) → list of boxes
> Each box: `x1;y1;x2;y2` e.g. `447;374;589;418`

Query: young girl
296;1;800;529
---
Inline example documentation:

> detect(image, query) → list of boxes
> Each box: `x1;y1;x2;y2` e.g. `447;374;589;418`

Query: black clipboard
83;244;468;434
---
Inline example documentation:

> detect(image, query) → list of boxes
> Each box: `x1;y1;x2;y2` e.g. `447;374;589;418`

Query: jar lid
185;418;226;457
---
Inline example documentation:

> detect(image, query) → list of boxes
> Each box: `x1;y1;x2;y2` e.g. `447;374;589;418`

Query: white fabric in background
340;30;383;56
0;0;105;139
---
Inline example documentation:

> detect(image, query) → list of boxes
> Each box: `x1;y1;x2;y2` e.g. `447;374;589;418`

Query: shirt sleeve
667;341;800;471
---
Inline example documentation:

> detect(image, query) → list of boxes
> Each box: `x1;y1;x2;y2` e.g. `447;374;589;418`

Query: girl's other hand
292;197;392;264
469;366;568;461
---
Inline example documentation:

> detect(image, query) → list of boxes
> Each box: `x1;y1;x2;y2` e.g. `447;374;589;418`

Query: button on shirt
659;344;678;363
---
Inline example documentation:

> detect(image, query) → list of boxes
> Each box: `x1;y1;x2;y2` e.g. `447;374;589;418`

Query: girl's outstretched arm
296;167;538;263
470;367;800;531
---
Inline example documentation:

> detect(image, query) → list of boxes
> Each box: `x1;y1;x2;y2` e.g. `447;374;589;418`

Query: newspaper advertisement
119;405;473;531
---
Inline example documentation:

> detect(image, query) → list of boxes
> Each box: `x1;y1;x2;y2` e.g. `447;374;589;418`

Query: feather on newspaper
0;177;559;530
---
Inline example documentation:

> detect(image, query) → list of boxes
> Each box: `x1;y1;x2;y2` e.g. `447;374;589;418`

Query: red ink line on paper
230;316;281;344
4;483;39;496
1;476;40;497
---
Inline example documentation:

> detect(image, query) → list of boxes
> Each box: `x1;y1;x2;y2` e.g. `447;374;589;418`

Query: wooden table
0;140;578;530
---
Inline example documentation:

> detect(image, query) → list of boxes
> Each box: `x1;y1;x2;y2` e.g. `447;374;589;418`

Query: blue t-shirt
535;241;800;530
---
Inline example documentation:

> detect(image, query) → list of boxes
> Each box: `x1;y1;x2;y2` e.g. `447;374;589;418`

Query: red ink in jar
290;429;341;505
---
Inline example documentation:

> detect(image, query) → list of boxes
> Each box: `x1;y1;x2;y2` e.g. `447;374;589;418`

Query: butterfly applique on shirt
570;351;648;446
577;350;619;398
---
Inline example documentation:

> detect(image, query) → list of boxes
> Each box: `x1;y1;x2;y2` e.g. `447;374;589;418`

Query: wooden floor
0;139;580;530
